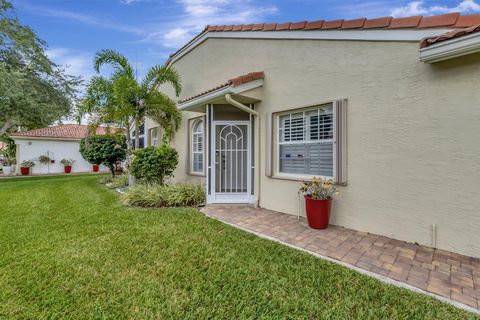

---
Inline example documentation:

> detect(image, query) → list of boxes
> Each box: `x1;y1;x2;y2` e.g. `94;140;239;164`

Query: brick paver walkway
202;205;480;310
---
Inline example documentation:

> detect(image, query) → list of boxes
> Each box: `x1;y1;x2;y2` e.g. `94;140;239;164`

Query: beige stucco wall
151;37;480;258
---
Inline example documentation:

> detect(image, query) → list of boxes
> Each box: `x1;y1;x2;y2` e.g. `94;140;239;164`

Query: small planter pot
20;167;30;176
304;195;332;230
2;166;13;176
64;165;72;174
92;164;99;172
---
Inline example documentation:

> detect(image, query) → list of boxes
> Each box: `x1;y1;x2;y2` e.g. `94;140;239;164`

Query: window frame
149;127;159;147
189;117;206;176
274;103;336;181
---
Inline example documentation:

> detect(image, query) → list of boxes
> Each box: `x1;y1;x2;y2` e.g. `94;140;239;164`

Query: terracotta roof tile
454;14;480;27
364;16;392;29
290;21;307;30
418;12;459;28
388;16;422;28
420;24;480;48
276;22;291;30
263;23;277;31
167;13;480;64
178;72;265;104
322;19;344;29
252;23;264;31
304;20;324;30
10;125;118;140
341;18;366;29
242;24;253;31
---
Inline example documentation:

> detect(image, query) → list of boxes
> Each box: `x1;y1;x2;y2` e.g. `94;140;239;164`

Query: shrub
106;173;129;189
38;155;50;164
130;144;178;184
20;160;35;168
98;175;114;185
1;135;16;165
60;158;75;166
121;183;205;207
80;134;127;177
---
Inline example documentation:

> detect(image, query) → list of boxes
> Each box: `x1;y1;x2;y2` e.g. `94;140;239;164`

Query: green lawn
0;175;477;319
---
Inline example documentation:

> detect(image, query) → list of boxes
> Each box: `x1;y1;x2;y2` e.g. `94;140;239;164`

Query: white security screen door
210;121;253;203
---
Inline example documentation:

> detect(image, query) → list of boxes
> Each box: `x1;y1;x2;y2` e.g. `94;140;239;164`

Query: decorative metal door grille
215;124;248;193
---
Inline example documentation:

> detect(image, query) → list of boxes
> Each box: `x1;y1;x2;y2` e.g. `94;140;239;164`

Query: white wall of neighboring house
14;138;107;174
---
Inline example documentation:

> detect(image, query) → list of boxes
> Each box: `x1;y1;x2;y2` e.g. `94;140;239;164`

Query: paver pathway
202;205;480;311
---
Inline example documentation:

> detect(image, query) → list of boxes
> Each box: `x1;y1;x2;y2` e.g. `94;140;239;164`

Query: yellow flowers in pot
299;176;339;200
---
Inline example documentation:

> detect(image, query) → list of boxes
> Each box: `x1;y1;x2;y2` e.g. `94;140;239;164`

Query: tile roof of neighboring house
178;71;265;104
420;24;480;48
10;124;118;140
167;13;480;63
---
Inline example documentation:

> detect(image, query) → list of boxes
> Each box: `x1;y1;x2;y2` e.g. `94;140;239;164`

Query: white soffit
168;29;454;66
419;32;480;63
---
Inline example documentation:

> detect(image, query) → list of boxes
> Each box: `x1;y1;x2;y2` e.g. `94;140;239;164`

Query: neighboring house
10;124;113;174
144;12;480;258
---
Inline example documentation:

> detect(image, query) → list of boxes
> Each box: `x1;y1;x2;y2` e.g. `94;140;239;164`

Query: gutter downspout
225;93;261;207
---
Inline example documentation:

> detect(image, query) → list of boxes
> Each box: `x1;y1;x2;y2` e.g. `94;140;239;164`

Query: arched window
191;119;204;174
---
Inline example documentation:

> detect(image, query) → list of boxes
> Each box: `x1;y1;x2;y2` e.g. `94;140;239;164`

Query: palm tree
80;49;182;148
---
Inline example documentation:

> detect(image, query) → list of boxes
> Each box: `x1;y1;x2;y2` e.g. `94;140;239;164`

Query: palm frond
145;91;182;141
142;65;182;97
94;49;134;78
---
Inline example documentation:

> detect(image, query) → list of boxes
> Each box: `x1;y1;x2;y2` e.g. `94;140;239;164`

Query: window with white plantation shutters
278;104;334;177
191;119;204;174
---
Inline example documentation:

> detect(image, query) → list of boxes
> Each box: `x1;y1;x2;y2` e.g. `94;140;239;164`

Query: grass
0;175;477;319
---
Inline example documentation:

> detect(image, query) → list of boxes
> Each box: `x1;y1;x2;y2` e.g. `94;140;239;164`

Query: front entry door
210;121;252;203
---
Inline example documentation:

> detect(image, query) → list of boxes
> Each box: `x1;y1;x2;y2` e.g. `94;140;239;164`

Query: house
10;124;113;174
144;12;480;258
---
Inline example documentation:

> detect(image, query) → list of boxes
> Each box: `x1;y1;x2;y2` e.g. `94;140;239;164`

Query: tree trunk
134;118;140;149
125;119;132;150
0;120;13;136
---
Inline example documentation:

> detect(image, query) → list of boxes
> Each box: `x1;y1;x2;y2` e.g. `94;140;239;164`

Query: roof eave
177;79;264;111
10;136;82;141
167;28;455;67
420;31;480;62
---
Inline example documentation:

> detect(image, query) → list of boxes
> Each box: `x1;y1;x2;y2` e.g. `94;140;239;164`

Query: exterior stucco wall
149;38;480;257
14;139;107;174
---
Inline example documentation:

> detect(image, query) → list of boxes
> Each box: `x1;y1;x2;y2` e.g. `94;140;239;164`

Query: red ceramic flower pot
20;167;30;176
92;164;99;172
64;165;72;174
305;195;332;229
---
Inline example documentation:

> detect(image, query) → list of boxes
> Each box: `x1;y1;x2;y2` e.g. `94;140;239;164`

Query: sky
11;0;480;84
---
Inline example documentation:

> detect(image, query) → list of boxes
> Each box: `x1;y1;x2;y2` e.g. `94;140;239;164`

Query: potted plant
299;177;338;229
60;159;75;174
92;164;99;172
2;157;15;176
38;155;50;165
20;160;35;176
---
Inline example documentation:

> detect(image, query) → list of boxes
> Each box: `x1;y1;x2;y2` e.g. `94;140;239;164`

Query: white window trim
274;103;335;181
149;127;159;147
190;118;205;176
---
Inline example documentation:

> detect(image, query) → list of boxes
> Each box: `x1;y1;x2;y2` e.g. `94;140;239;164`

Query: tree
79;49;182;149
0;0;80;135
79;134;127;177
